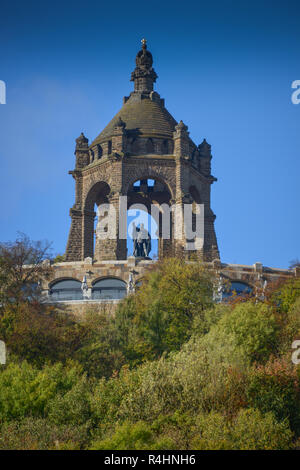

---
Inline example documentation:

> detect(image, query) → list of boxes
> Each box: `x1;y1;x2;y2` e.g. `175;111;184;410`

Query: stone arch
84;181;111;212
49;276;82;288
126;175;174;259
124;171;175;200
91;277;127;300
222;278;253;300
93;275;124;283
49;278;83;301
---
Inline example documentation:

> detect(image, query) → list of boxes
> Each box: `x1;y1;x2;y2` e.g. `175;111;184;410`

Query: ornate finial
131;39;157;93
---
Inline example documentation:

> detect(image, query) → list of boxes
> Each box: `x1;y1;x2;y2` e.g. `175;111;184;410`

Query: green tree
202;301;279;366
91;421;175;450
0;303;86;367
0;360;85;422
191;409;293;450
0;233;52;312
115;258;216;360
52;254;65;263
246;355;300;434
75;310;125;378
269;277;300;314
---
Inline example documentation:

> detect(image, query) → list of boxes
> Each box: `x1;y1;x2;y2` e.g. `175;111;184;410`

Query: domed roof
90;40;178;147
91;96;177;145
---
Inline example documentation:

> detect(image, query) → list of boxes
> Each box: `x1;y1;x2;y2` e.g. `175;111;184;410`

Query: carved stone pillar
94;193;127;261
65;207;84;261
173;121;190;158
112;118;127;153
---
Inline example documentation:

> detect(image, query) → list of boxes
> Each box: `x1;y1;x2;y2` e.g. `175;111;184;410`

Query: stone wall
43;258;298;316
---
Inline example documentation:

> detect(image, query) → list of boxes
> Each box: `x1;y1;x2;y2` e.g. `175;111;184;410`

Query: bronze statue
132;223;151;258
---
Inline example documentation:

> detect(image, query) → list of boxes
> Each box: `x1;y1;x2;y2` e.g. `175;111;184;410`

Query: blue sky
0;0;299;267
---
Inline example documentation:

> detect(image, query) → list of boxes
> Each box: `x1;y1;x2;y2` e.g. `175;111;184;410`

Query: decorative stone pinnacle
175;120;188;132
199;138;211;150
198;138;211;157
131;40;157;93
75;132;88;147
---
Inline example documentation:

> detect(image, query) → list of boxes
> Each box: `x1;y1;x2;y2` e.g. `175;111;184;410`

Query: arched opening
127;205;158;259
222;281;252;300
92;278;127;300
127;177;172;259
84;181;111;259
49;279;83;301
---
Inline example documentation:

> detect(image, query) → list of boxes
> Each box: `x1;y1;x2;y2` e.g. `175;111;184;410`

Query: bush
1;255;299;450
0;360;85;422
91;421;175;450
0;303;86;367
200;301;279;366
47;377;92;426
75;311;125;378
191;408;293;450
0;418;88;450
246;355;300;434
114;258;216;360
270;278;300;314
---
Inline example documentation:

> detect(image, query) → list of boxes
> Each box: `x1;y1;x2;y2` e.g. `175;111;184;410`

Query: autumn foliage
0;238;300;449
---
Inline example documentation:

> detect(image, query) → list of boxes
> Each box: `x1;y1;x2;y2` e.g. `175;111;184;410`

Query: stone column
173;121;192;258
157;201;175;258
173;121;190;159
94;192;127;261
83;209;96;259
65;134;89;261
203;207;220;261
65;207;84;261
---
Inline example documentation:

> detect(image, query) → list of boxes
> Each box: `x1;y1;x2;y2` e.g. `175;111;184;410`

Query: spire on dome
130;39;158;94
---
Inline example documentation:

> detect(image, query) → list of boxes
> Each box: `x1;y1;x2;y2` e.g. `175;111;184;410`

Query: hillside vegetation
0;239;300;449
